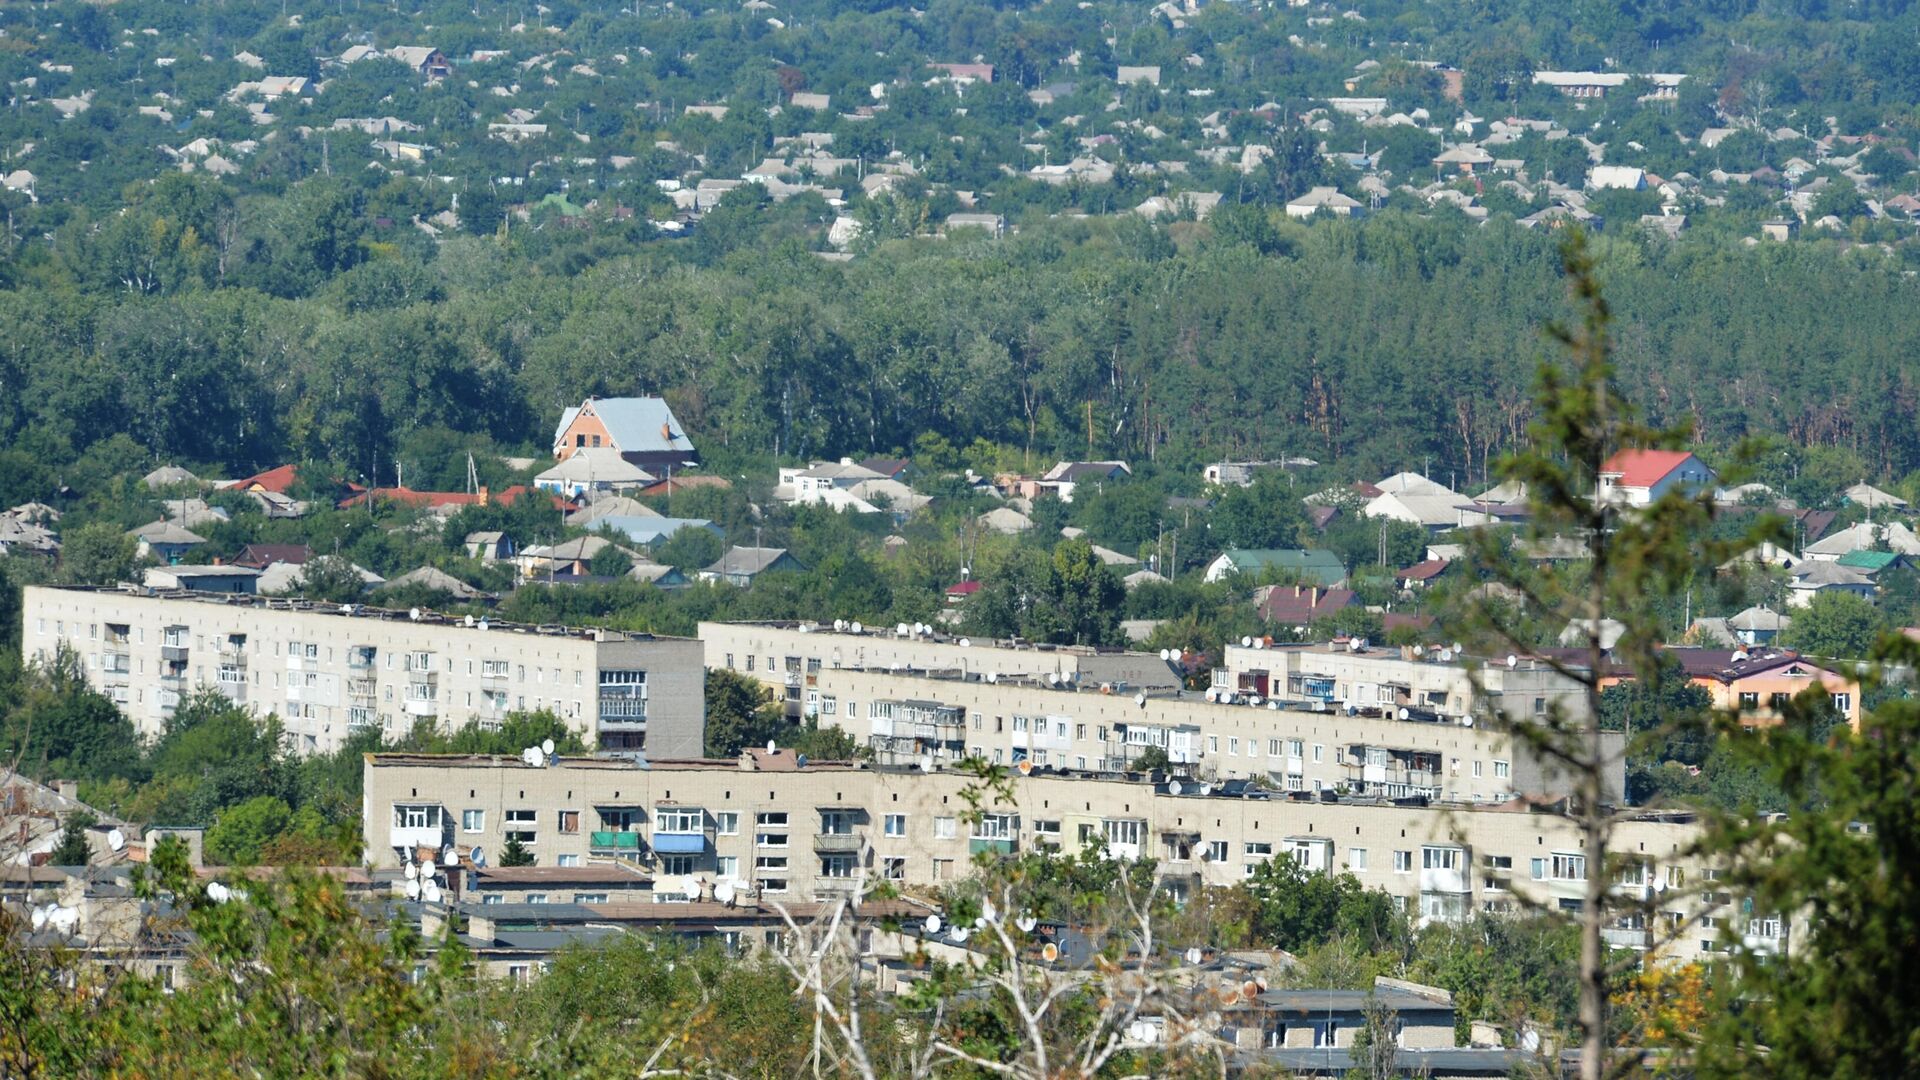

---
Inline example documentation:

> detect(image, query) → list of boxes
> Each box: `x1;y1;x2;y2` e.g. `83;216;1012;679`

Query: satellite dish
1398;707;1411;721
1185;947;1204;965
1041;942;1059;962
896;623;910;636
471;847;486;867
981;900;997;923
1018;759;1033;775
423;882;442;904
1159;649;1171;661
1135;692;1147;706
715;881;736;906
766;739;778;754
1463;716;1475;727
850;621;863;634
986;672;998;684
684;878;703;901
951;927;970;942
1268;701;1280;711
404;879;421;900
31;907;49;931
522;747;541;767
1413;644;1425;655
423;855;437;872
1016;915;1038;933
1507;654;1519;669
48;907;79;933
1240;636;1253;648
1046;672;1058;685
541;738;556;756
1242;980;1261;1000
1168;780;1182;795
464;615;476;627
1255;637;1267;650
477;619;489;631
920;755;935;773
1196;783;1213;796
107;828;126;852
1438;649;1453;663
795;754;809;769
924;915;942;934
959;638;972;648
404;863;418;880
409;608;422;621
1451;642;1464;654
1249;695;1262;706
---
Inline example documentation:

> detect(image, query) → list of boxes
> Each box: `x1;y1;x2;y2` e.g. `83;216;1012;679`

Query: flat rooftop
31;584;691;644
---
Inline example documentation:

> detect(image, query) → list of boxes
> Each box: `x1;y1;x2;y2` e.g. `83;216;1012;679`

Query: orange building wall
555;411;613;458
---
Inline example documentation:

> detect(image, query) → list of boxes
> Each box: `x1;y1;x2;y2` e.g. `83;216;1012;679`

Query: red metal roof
946;580;983;596
1600;449;1696;489
232;463;300;494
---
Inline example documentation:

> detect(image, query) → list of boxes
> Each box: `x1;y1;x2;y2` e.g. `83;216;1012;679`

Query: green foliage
1409;915;1584;1041
57;522;140;585
1;645;146;786
49;811;96;866
205;795;293;866
498;833;535;867
703;667;786;758
395;710;589;757
1244;856;1406;954
1781;590;1883;659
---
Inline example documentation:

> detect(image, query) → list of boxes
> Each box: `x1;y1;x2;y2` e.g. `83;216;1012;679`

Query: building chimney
478;485;490;506
56;780;78;801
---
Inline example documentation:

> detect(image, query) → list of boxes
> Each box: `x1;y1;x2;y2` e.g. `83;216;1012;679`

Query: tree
1781;590;1881;659
1244;856;1403;953
498;832;535;867
49;811;96;866
1461;231;1763;1080
205;796;292;866
588;544;633;578
704;668;785;757
297;554;367;603
58;523;139;586
1044;538;1124;646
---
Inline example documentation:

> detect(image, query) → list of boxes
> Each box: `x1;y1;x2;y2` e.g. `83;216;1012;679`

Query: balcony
969;837;1016;856
814;832;864;854
390;820;448;852
590;831;644;855
160;645;190;662
1603;927;1653;950
404;699;439;717
651;831;710;855
1419;867;1470;895
814;878;860;899
1741;932;1785;957
216;683;248;705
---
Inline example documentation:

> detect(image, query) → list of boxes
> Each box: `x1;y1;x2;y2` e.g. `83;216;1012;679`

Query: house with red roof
229;464;301;495
945;579;982;605
1596;449;1715;507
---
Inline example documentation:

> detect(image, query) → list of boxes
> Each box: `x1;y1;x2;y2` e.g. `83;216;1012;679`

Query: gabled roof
383;566;485;600
1215;549;1346;587
1599;449;1701;488
537;448;656;485
1790;561;1873;588
703;546;800;578
1375;472;1455;497
1844;482;1907;510
1396;558;1452;582
235;543;313;569
230;463;300;494
1254;584;1356;625
554;397;696;458
128;520;205;545
1836;549;1903;572
1727;606;1791;632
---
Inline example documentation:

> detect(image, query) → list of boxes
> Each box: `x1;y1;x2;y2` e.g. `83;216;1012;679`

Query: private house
516;536;643;580
1803;521;1920;561
1843;483;1907;511
389;46;452;79
142;465;200;489
1835;549;1909;579
1587;165;1648;191
552;397;699;470
1203;549;1347;588
945;579;982;605
381;566;487;602
1117;65;1162;86
233;544;313;570
1786;561;1875;608
978;507;1034;535
1395;559;1454;589
1595;450;1716;507
534;448;656;500
1219;977;1458;1056
143;565;259;594
777;460;887;504
1284;187;1365;219
1657;648;1861;729
1692;605;1792;648
0;514;59;558
128;521;205;564
589;516;723;550
228;464;301;495
700;547;805;586
1253;584;1356;627
1532;71;1685;100
1006;461;1133;503
464;532;515;562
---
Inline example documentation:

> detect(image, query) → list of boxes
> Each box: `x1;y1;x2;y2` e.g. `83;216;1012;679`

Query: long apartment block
363;751;1758;964
21;586;704;756
1214;639;1592;728
795;666;1619;804
697;620;1182;717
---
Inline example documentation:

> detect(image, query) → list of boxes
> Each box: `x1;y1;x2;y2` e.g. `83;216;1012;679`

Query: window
1033;819;1061;836
716;855;739;879
884;814;907;838
656;808;704;834
883;856;906;880
1228;737;1240;756
1312;744;1323;763
557;811;580;834
1422;847;1461;870
1738;692;1759;709
1268;739;1283;757
934;817;957;840
1244;842;1273;858
461;810;485;833
1493;761;1510;779
821;855;856;878
756;813;790;847
660;855;695;876
1531;858;1548;881
1551;853;1587;881
1833;693;1852;713
1206;840;1229;862
1666;866;1686;889
1482;855;1512;890
1393;850;1413;873
506;809;536;825
716;812;740;835
576;892;608;904
394;804;442;830
482;894;504;906
1101;819;1143;848
525;894;549;905
1349;848;1368;872
555;854;581;868
1312;1021;1338;1048
972;814;1018;840
1472;760;1483;778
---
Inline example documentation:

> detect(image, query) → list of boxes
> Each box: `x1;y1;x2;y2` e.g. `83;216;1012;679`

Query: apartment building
21;586;704;757
363;752;1759;964
1216;640;1592;729
806;667;1618;804
698;620;1181;719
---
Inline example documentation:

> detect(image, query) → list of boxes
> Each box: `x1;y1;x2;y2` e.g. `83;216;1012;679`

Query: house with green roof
1201;548;1347;588
1834;548;1907;578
